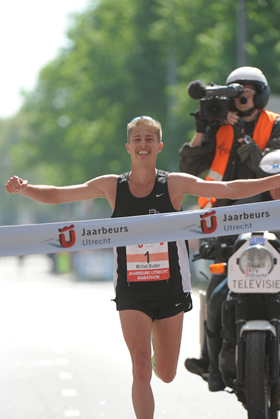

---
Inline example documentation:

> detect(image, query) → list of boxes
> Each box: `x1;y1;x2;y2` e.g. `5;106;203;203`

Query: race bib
126;242;170;282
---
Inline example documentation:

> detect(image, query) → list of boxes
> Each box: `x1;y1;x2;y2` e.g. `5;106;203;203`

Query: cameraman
179;66;280;392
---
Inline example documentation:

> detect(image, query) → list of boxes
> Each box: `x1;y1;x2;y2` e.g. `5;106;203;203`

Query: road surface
0;254;248;418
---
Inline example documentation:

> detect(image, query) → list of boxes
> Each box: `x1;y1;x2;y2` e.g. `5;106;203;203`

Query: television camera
187;80;243;120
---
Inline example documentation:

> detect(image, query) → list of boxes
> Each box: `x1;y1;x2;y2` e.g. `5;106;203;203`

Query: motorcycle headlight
239;245;274;274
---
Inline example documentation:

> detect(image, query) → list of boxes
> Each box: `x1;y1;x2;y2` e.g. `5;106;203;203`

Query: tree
19;0;168;186
7;0;280;215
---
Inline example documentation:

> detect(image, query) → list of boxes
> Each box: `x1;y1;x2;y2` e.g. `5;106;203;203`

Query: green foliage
0;113;59;225
2;0;280;224
19;0;168;186
246;0;280;90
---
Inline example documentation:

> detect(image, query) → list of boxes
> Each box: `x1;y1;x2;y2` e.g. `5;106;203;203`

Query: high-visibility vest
198;110;279;209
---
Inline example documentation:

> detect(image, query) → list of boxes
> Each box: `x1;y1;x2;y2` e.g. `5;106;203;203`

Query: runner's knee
132;353;152;383
156;362;177;383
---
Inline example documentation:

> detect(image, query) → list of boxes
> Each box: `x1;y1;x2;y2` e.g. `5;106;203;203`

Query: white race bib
126;242;170;282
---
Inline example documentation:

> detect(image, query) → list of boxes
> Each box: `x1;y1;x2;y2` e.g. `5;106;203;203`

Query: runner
5;116;280;419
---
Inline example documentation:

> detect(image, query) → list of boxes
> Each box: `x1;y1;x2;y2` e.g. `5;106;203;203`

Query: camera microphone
187;80;206;100
188;79;244;120
240;97;247;104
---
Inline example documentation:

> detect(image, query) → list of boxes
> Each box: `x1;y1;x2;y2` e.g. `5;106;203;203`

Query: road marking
59;372;73;380
64;410;81;417
55;358;69;365
62;389;77;397
30;359;53;366
14;361;21;367
53;346;66;354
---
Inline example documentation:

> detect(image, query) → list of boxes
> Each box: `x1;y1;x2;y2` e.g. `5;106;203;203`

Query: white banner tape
0;200;280;257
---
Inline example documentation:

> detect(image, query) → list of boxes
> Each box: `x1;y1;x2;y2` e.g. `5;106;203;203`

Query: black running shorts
114;292;192;321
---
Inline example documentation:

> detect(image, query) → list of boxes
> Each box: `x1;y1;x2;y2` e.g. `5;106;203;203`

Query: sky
0;0;90;119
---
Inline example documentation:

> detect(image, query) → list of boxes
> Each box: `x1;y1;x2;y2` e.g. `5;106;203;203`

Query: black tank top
111;170;191;300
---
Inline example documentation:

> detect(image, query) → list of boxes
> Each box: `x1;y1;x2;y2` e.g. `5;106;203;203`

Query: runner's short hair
127;116;162;142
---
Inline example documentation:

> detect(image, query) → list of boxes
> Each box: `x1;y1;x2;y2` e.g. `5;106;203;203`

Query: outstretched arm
195;175;280;200
5;175;118;209
169;172;280;209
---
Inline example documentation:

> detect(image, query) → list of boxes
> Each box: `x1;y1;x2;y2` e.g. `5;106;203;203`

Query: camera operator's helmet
257;149;280;178
226;66;270;109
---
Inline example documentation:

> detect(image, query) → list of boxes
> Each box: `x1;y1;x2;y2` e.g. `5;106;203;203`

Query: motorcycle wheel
245;331;273;419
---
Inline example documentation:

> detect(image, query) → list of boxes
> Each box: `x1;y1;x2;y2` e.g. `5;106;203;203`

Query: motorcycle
194;230;280;419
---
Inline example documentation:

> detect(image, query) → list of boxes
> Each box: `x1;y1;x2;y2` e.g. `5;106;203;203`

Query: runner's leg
119;310;154;419
152;312;184;383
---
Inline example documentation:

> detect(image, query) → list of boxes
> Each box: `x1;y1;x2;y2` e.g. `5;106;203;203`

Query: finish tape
0;200;280;257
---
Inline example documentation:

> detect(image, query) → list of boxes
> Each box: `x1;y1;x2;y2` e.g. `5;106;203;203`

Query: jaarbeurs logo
200;210;217;234
59;224;76;248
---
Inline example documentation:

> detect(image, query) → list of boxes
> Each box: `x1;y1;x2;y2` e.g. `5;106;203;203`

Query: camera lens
206;98;224;117
200;97;228;120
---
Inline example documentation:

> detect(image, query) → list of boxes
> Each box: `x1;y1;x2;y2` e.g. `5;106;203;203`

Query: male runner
5;116;280;419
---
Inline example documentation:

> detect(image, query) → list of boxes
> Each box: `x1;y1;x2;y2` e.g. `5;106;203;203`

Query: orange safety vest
198;110;279;209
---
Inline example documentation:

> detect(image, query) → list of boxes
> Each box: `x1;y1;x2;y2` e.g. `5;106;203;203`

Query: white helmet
257;150;280;178
226;66;270;109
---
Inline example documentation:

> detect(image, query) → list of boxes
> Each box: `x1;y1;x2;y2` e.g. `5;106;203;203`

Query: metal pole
236;0;247;66
166;45;177;134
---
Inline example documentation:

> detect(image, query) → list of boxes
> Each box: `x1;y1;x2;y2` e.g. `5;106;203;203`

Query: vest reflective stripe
198;110;278;209
207;168;224;181
198;124;234;208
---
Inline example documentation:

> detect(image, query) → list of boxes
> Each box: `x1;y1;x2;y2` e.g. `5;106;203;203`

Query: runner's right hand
5;176;29;194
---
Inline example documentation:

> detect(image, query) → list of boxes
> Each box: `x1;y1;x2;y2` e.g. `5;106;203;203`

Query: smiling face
126;124;163;166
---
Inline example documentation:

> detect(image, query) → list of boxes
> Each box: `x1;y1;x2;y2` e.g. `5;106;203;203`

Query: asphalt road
0;254;249;419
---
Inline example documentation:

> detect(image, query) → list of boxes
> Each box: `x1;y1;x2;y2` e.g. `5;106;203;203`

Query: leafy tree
4;0;280;224
246;0;280;91
19;0;168;186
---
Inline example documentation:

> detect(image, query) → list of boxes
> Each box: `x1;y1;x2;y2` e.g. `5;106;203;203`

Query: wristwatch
240;135;252;145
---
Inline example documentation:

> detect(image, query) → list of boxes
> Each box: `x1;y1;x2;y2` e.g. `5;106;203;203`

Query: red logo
200;211;217;234
59;225;76;248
